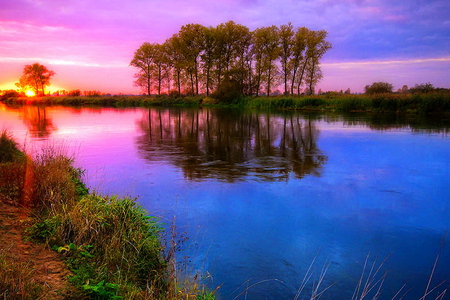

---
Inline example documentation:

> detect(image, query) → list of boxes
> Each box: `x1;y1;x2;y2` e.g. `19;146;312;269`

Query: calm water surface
1;103;450;299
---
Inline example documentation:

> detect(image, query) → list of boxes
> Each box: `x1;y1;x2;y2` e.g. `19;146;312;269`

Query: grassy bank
0;130;214;299
2;91;450;113
242;92;450;113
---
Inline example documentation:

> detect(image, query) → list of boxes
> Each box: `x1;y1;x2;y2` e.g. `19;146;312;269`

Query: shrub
365;82;394;94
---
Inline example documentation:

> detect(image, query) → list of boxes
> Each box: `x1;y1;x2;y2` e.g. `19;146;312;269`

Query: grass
2;91;450;113
0;129;27;203
0;249;45;300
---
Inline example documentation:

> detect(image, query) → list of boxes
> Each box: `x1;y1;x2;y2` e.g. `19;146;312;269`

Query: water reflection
136;108;327;182
19;106;56;138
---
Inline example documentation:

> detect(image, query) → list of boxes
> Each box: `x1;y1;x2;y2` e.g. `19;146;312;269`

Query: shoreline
1;92;450;114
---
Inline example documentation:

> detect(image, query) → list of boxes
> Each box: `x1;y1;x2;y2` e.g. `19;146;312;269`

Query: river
1;103;449;299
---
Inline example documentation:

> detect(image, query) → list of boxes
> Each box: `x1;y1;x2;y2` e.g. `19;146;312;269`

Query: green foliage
39;194;167;298
83;280;122;300
0;130;24;163
71;167;89;196
196;292;216;300
412;82;435;94
211;75;243;104
27;216;61;242
364;81;394;94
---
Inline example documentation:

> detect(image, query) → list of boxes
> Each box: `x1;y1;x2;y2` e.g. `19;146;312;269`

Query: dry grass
0;247;45;300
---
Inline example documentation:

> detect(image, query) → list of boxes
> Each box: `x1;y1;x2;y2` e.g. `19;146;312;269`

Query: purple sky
1;0;449;94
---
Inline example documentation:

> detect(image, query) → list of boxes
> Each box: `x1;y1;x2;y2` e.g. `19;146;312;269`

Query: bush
365;82;394;94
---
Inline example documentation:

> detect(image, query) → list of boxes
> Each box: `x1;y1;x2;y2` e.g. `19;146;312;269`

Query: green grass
3;92;450;113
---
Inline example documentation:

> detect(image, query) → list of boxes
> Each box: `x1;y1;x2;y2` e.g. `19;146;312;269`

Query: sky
0;0;449;94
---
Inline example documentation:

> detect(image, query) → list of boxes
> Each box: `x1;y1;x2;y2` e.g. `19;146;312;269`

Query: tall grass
0;130;26;204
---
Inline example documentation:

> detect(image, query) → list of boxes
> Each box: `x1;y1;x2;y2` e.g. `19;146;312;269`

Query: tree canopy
130;21;331;97
364;82;394;94
15;63;55;96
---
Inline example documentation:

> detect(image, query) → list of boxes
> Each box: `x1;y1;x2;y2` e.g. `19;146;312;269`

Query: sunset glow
0;0;449;94
25;90;35;97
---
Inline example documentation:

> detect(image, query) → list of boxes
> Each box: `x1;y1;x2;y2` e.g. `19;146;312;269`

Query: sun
25;90;36;97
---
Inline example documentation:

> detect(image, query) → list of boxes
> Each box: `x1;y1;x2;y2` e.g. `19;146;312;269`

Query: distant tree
412;82;434;94
131;21;331;98
15;63;55;96
344;88;351;94
68;89;81;96
364;82;393;94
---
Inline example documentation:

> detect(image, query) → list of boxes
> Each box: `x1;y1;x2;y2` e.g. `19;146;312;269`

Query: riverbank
2;91;450;114
0;130;214;299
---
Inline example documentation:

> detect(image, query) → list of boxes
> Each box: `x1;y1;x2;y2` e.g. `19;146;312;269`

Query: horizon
1;0;449;94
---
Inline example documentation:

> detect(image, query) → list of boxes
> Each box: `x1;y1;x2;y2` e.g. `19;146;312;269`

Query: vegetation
15;63;55;96
4;90;450;114
130;21;331;97
364;81;394;94
0;250;45;300
0;132;215;299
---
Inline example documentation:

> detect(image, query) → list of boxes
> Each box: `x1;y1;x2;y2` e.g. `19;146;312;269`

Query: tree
130;21;332;98
253;26;280;96
304;30;331;95
365;82;394;94
130;42;157;95
16;63;55;96
279;23;295;95
177;23;205;95
412;82;434;93
290;27;308;95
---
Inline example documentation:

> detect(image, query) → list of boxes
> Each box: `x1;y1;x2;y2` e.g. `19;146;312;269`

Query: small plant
83;280;122;300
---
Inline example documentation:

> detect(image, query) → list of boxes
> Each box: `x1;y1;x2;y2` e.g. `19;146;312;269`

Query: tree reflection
136;108;327;182
19;106;56;138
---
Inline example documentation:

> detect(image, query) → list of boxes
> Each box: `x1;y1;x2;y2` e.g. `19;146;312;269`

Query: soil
0;200;73;299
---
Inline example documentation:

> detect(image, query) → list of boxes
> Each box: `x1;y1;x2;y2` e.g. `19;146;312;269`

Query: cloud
1;0;449;93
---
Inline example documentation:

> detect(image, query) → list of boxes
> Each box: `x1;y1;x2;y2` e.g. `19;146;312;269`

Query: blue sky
0;0;449;93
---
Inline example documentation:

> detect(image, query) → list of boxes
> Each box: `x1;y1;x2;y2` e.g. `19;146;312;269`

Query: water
1;103;450;299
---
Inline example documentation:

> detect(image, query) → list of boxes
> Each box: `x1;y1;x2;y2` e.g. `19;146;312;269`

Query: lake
1;103;450;299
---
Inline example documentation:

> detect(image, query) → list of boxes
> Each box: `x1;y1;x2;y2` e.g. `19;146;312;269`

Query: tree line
130;21;331;98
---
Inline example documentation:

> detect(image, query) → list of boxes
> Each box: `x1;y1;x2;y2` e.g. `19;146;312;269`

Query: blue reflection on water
133;124;450;299
2;106;449;299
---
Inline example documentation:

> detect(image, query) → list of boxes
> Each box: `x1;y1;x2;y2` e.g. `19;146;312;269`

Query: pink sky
1;0;449;94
